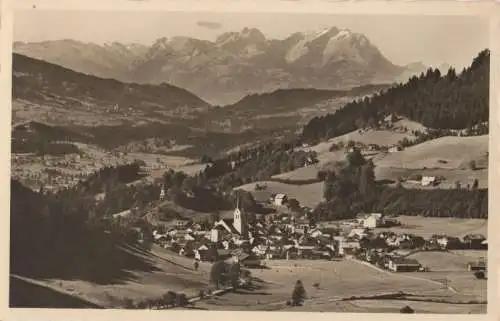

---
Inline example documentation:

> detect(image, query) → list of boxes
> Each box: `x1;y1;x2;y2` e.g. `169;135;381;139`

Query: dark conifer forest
301;49;490;143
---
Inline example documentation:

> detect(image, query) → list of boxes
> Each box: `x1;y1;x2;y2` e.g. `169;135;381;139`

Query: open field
375;135;488;170
195;258;485;313
12;246;209;308
373;216;487;238
406;251;486;272
346;299;486;314
236;181;324;208
329;129;414;147
375;167;488;189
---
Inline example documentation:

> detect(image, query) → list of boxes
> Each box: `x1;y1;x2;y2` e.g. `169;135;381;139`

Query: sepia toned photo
8;5;493;315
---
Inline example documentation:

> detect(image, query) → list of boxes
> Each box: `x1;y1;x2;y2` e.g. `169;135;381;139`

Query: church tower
233;196;248;239
159;185;165;201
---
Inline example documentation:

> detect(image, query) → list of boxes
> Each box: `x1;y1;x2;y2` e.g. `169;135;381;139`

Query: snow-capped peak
216;27;266;47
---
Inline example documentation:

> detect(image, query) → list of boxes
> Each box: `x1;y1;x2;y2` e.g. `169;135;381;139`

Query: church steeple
233;194;248;238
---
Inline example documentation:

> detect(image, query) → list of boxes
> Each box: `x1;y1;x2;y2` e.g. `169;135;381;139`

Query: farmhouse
112;209;133;219
388;145;402;153
274;193;288;206
358;213;384;228
421;176;438;187
388;257;422;272
462;234;487;249
467;259;487;271
435;236;462;249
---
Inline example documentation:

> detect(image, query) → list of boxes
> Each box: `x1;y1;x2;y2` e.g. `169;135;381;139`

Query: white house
388;257;421;272
349;228;369;239
362;213;384;228
274;194;288;206
421;176;438;186
388;145;402;153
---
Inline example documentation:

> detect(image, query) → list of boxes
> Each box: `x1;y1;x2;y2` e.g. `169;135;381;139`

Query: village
147;188;488;277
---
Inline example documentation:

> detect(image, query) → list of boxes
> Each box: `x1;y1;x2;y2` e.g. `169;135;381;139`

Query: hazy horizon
14;11;489;70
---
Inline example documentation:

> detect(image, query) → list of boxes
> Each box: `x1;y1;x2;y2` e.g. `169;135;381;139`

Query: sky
14;10;490;69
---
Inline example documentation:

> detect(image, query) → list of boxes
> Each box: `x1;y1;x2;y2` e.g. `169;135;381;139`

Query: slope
301;49;490;143
12;53;211;126
199;85;390;133
375;135;488;170
9;179;208;308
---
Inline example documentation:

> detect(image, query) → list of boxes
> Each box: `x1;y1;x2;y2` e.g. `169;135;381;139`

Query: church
211;198;250;243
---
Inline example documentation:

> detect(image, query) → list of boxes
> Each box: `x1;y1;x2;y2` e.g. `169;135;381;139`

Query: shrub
163;291;177;307
176;293;189;307
474;271;486;279
292;280;306;306
400;305;415;313
123;298;135;309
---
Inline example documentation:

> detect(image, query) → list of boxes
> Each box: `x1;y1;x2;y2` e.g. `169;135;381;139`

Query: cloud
197;21;222;30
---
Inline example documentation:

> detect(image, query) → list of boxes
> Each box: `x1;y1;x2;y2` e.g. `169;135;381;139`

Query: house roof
391;257;421;266
275;193;287;200
217;219;240;234
217;249;233;257
468;260;487;267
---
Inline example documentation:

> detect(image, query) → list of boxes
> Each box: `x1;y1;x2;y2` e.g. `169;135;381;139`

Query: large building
212;199;249;242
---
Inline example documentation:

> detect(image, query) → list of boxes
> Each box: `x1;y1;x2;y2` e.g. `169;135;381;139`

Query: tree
228;262;241;290
210;260;226;289
175;293;189;307
288;198;301;212
469;160;477;171
359;161;376;196
291;280;306;306
162;291;177;307
474;271;486;279
347;149;366;168
472;179;479;190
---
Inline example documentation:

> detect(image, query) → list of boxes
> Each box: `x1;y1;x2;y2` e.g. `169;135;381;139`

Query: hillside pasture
375;135;488;170
235;181;324;208
18;245;208;308
328;128;416;148
373;216;487;238
375;167;488;189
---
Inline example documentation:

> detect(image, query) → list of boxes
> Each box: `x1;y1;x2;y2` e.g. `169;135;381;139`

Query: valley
9;19;490;314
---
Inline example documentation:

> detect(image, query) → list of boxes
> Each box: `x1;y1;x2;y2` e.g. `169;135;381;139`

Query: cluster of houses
148;199;488;273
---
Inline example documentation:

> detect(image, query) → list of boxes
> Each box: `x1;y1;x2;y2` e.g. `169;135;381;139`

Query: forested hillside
301;49;490;143
312;149;488;222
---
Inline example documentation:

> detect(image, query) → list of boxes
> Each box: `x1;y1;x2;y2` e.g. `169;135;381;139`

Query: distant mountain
14;27;418;105
14;40;148;81
12;53;211;126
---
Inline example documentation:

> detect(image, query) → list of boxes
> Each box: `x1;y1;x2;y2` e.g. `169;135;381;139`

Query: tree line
312;149;488;221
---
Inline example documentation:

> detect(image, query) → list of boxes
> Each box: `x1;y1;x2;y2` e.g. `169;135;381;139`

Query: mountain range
14;27;428;105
